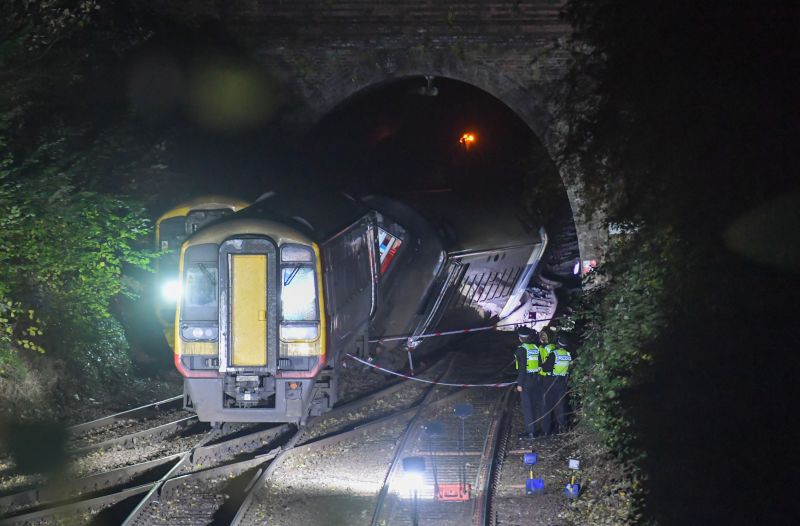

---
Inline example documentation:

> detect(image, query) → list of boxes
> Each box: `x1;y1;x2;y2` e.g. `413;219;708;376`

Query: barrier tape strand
345;353;516;388
368;315;563;344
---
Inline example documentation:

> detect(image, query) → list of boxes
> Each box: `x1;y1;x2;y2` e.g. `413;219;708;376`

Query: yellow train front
174;216;330;424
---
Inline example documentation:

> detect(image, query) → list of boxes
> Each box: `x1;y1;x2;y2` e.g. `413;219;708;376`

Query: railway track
0;340;514;525
126;360;452;526
369;386;511;526
232;344;513;526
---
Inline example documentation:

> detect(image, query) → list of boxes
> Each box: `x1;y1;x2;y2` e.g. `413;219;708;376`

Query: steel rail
189;424;293;469
0;365;444;526
120;427;220;526
320;357;447;419
70;415;199;457
9;373;446;524
230;388;468;526
472;387;513;526
230;357;455;526
0;482;155;526
160;451;280;498
369;358;460;526
130;449;285;525
228;428;304;526
295;358;450;445
68;395;184;437
1;423;296;525
334;351;443;406
0;453;182;518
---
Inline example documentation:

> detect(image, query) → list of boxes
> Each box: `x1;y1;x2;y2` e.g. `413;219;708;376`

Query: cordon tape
345;353;517;388
367;315;564;345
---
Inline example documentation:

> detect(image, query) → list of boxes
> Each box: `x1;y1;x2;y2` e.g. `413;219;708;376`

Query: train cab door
219;238;278;373
322;215;380;359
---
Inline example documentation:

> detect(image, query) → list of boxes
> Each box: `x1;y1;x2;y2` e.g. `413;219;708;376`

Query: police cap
517;326;534;340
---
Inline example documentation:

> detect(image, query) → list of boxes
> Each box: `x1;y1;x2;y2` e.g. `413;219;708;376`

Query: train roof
366;193;541;253
234;190;541;252
156;195;251;224
234;191;368;242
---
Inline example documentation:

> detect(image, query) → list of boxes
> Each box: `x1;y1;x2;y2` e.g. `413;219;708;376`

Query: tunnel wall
158;0;608;264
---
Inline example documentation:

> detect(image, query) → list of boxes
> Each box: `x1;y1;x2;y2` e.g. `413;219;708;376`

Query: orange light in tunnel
459;132;477;150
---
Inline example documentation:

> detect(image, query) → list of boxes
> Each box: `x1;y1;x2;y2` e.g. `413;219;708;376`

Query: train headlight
280;324;318;342
161;279;181;301
181;325;218;341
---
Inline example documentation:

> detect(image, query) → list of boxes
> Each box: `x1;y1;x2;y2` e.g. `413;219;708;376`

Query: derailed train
171;191;548;423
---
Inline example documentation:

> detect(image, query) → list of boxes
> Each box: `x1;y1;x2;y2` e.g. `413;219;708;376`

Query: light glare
395;472;425;496
161;279;181;301
459;132;477;150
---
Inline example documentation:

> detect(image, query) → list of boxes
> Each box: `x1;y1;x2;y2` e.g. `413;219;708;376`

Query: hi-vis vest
515;343;541;374
539;344;572;376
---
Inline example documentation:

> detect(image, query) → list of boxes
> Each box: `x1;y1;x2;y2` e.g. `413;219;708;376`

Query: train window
185;209;234;235
184;263;218;309
377;227;402;274
158;217;186;251
281;245;313;262
281;266;318;321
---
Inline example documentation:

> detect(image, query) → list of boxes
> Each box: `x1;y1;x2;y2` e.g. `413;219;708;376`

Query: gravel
493;399;637;525
241;417;412;525
134;476;231;525
69;408;191;450
71;426;207;479
299;382;429;444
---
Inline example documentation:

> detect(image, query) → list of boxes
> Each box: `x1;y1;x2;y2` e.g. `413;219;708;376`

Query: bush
568;227;679;454
0;160;154;386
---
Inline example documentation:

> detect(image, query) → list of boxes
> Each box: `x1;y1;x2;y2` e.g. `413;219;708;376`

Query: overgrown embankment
0;1;163;420
561;1;798;523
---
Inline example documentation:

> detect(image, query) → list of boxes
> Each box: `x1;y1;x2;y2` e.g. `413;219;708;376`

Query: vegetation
0;1;158;417
0;160;152;367
561;1;797;522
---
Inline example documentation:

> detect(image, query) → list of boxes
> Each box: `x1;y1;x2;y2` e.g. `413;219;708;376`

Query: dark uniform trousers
520;373;546;436
541;375;569;435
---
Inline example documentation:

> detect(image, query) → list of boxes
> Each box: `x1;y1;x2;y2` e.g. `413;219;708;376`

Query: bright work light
400;456;426;526
397;456;426;496
397;471;424;495
161;279;181;301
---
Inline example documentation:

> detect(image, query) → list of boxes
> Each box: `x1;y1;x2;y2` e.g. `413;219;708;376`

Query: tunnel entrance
304;76;581;288
306;77;555;203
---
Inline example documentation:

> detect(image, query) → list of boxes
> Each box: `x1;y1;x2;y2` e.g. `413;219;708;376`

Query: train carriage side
363;195;547;360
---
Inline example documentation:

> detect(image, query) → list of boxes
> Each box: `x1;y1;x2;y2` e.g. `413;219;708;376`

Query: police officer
514;326;544;439
538;330;572;435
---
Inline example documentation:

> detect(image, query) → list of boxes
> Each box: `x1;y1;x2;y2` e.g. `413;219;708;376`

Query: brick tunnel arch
142;0;607;266
291;64;603;267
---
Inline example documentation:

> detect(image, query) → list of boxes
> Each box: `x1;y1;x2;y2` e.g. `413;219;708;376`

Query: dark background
2;1;798;523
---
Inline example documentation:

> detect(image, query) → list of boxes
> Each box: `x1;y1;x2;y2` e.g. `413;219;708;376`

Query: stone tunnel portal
305;76;582;286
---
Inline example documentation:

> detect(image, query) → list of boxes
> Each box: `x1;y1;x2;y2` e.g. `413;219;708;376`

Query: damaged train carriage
173;192;547;423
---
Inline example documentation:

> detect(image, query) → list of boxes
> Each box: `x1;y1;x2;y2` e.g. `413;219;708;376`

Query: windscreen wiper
197;263;215;286
284;265;301;286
